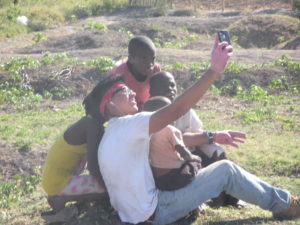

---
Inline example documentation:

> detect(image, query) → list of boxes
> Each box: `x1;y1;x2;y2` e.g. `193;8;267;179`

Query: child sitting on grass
143;96;201;191
149;70;246;207
109;35;161;110
41;75;124;223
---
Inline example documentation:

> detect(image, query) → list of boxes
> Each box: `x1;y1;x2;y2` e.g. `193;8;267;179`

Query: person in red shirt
109;35;161;109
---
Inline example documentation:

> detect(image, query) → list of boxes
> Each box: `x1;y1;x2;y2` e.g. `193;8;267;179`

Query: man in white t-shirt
95;37;299;224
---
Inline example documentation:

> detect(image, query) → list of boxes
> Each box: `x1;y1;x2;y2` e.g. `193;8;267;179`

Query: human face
151;73;177;101
109;86;138;116
129;48;156;78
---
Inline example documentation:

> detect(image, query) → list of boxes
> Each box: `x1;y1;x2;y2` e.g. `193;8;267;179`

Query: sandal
41;204;78;223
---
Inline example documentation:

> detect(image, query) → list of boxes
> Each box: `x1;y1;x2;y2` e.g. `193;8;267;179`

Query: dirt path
1;7;299;65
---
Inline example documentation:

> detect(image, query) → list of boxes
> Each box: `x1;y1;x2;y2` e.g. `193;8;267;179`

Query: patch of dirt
229;14;300;49
28;65;105;98
0;140;47;182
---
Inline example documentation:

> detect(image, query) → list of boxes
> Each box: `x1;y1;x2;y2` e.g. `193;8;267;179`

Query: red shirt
109;58;161;109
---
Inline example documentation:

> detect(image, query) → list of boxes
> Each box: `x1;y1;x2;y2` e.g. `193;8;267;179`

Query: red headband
99;82;126;118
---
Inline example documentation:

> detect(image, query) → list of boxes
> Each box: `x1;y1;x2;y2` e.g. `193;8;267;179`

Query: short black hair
149;71;175;96
82;74;124;121
143;96;171;112
128;35;155;56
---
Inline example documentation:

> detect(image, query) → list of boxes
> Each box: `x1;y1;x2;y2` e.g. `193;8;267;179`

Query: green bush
26;7;64;31
32;32;47;43
85;21;108;33
0;20;27;39
293;0;300;11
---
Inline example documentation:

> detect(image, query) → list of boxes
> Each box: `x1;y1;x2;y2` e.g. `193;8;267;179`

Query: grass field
0;0;299;224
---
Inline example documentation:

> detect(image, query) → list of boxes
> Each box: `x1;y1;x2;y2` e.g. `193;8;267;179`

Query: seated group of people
41;36;300;224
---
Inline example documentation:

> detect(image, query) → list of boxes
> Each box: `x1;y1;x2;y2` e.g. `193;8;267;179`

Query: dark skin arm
86;118;106;189
175;144;201;162
64;117;89;145
64;117;106;188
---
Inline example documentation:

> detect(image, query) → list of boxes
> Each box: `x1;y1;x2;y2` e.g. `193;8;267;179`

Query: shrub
292;0;300;11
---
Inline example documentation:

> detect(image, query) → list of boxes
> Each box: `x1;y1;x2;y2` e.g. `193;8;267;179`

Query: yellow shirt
42;134;87;195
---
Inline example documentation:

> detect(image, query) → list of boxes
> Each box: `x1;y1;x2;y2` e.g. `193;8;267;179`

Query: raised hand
210;35;233;73
213;130;246;148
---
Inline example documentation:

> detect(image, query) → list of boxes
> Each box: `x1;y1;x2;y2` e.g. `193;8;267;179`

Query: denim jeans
152;160;291;225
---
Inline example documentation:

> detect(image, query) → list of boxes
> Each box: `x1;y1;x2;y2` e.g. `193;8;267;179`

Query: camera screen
218;31;230;44
221;33;226;41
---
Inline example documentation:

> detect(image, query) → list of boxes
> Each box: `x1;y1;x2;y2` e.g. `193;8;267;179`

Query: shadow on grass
206;217;275;225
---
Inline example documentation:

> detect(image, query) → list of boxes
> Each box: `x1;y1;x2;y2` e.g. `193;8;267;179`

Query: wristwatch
204;130;214;144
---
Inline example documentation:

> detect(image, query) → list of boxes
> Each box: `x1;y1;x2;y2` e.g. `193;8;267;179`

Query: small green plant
41;52;82;66
0;82;43;107
277;36;285;43
181;26;188;32
189;62;210;80
231;35;238;42
49;87;72;100
0;170;40;209
269;77;287;90
32;32;47;43
237;107;274;123
224;61;248;74
210;84;221;94
237;84;269;104
118;28;134;40
88;57;115;73
221;79;243;96
189;62;210;72
275;54;300;73
153;38;162;47
85;21;107;33
69;14;77;23
2;57;41;74
164;62;188;70
163;33;198;49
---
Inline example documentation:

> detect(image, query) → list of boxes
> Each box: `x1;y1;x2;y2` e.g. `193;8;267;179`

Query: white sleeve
189;109;203;132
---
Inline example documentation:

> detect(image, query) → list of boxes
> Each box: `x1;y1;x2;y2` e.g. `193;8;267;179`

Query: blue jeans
152;160;291;225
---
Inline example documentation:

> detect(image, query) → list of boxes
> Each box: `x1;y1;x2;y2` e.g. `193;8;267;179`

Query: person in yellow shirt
41;75;124;222
41;117;106;211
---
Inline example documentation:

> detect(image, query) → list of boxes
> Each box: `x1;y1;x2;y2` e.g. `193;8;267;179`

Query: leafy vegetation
0;0;129;39
32;32;47;43
0;170;40;209
0;53;117;108
84;21;108;33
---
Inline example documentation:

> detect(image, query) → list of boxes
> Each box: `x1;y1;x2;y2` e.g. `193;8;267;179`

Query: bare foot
47;195;68;212
41;204;78;223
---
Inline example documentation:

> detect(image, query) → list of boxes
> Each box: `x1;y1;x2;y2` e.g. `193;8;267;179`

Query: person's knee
217;159;236;175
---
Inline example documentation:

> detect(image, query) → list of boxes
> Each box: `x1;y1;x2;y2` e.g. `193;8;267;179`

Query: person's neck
127;61;147;82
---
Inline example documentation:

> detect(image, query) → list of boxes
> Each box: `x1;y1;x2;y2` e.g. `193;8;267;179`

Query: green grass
1;88;299;225
0;0;129;39
0;102;84;147
0;37;299;225
197;93;300;177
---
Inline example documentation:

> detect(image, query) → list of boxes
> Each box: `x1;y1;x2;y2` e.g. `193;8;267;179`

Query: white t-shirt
98;112;158;224
174;108;203;133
